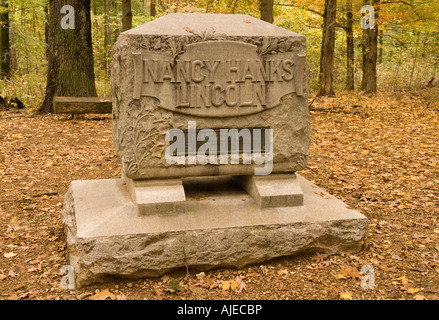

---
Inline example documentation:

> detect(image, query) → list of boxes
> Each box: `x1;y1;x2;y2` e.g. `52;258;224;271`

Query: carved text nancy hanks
147;59;274;108
132;41;305;118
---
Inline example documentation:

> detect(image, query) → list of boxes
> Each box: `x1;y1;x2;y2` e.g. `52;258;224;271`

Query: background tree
143;0;157;17
317;0;337;96
276;0;354;93
260;0;273;23
122;0;132;31
104;0;111;79
345;0;354;90
0;0;10;79
361;0;379;93
35;0;97;114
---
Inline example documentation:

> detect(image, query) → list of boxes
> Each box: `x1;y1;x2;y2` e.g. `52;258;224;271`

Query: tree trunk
0;0;10;79
122;0;132;32
318;0;337;96
44;4;49;44
22;7;30;74
143;0;147;14
105;0;111;79
345;0;354;90
35;0;97;115
378;28;383;64
151;0;157;17
260;0;274;23
112;0;120;43
361;0;379;93
144;0;156;16
9;22;16;73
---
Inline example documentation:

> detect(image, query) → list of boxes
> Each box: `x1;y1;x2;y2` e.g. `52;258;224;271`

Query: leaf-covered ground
0;89;438;300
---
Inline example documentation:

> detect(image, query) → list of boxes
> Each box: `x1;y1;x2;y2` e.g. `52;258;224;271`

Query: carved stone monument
62;13;368;288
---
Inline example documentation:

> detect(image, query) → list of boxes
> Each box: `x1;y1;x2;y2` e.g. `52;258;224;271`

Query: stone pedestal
234;174;304;208
61;13;368;288
124;175;187;216
62;175;368;288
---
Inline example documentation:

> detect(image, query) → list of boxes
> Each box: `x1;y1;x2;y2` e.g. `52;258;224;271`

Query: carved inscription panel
132;41;305;118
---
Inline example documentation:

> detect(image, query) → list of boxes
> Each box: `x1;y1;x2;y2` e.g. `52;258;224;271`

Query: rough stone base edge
62;185;368;288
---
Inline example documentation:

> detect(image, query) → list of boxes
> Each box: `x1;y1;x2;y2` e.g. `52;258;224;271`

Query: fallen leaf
321;259;337;267
390;253;403;261
235;276;247;293
167;278;181;292
4;252;17;258
407;288;421;294
349;255;369;265
88;289;116;300
8;270;18;278
222;280;238;291
204;275;217;290
76;292;93;300
378;264;398;272
312;253;329;262
18;291;32;299
340;291;353;300
414;294;426;300
409;267;428;273
277;270;287;276
190;286;204;295
0;274;7;280
337;266;362;280
392;275;409;285
220;290;229;296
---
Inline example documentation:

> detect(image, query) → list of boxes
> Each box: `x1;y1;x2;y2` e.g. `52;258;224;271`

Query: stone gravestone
62;13;368;288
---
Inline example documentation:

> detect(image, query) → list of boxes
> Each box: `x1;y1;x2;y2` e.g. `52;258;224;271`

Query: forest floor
0;88;438;300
